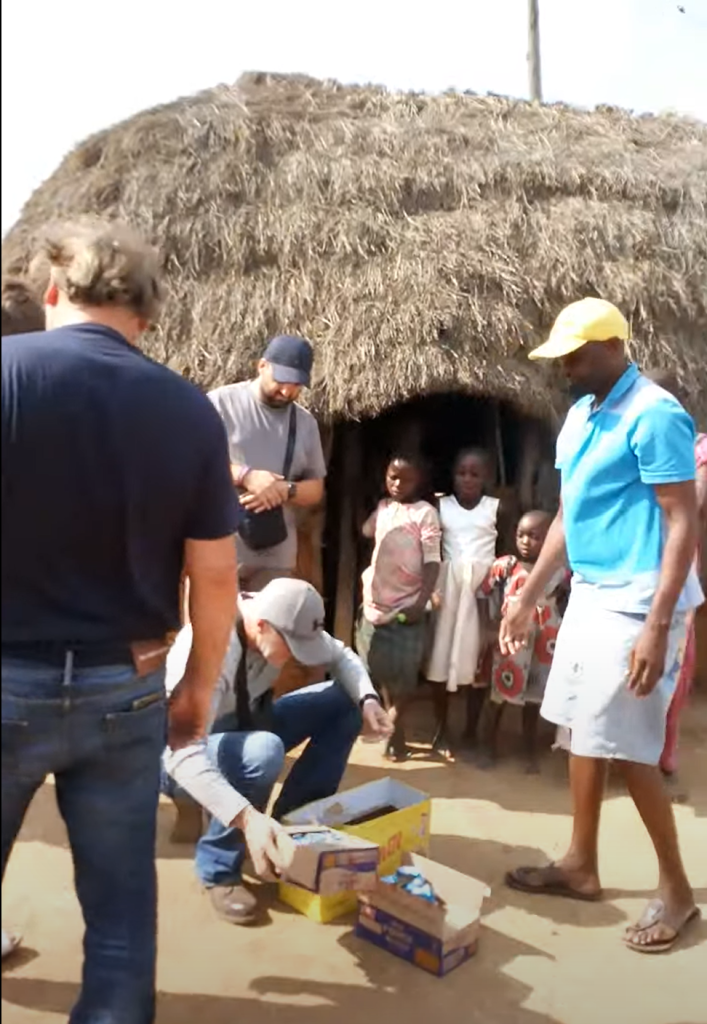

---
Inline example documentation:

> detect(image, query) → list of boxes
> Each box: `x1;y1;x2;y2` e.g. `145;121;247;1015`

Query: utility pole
528;0;543;102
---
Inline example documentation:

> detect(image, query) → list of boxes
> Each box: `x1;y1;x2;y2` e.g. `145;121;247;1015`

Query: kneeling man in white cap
163;578;392;925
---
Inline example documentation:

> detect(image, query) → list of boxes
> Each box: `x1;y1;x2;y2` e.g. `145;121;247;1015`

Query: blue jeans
169;681;362;887
1;656;167;1024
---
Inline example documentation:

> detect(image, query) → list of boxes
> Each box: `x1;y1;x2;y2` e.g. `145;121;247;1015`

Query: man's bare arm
184;535;237;685
697;464;707;523
646;481;699;632
240;477;324;513
169;536;237;748
288;478;324;508
230;464;282;490
697;463;707;588
627;481;698;695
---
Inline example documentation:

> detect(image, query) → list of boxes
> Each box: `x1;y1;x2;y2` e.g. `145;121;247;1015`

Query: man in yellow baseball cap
529;297;630;361
498;295;702;954
528;297;632;402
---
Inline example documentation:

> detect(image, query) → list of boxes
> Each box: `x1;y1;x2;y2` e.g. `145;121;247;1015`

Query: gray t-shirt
208;381;327;571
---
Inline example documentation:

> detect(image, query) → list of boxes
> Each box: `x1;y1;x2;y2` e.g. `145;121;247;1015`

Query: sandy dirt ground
2;691;706;1024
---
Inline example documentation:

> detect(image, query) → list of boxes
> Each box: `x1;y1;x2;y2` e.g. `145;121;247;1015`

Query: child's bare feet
464;687;487;746
431;725;453;760
385;739;410;762
385;719;410;762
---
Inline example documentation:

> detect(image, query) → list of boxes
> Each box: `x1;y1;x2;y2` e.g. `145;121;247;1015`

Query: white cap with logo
250;578;330;666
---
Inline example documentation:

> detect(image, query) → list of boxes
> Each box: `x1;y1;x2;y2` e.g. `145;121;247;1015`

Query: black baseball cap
263;335;313;387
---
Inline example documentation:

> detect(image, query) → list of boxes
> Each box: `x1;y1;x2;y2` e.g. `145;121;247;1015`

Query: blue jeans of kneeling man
163;680;362;888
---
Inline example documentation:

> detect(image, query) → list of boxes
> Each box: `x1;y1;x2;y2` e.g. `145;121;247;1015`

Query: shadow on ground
4;825;705;1022
2;920;561;1024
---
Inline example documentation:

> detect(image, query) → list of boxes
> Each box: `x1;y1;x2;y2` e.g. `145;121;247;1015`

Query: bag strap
234;615;254;731
282;404;297;480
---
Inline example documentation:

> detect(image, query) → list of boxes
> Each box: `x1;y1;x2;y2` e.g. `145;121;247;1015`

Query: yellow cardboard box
279;778;431;922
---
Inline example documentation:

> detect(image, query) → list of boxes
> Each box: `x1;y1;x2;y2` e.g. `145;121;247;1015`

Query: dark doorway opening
322;392;558;642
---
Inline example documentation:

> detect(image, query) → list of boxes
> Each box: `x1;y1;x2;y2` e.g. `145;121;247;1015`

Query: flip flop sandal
624;899;701;954
1;931;21;960
505;864;603;902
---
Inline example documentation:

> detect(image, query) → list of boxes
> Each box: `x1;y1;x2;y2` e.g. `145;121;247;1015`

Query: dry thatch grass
3;72;707;421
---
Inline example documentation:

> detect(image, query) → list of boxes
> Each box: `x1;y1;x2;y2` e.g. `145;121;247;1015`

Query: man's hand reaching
361;698;394;740
235;806;294;880
499;596;536;656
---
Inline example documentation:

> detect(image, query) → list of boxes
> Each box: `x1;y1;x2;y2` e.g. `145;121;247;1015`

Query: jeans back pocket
102;693;167;753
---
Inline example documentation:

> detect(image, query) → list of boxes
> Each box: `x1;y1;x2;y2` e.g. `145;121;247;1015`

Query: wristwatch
359;693;382;710
286;481;297;500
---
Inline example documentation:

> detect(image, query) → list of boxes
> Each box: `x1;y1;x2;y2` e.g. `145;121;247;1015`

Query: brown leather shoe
208;885;258;925
169;796;204;845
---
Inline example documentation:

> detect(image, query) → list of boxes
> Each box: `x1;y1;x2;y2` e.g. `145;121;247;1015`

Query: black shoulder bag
234;616;254;731
234;615;273;732
237;405;297;552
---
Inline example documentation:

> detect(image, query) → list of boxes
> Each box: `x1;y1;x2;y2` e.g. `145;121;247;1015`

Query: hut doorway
321;393;559;644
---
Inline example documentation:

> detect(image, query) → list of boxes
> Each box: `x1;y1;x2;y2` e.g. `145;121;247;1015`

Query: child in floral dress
477;510;569;773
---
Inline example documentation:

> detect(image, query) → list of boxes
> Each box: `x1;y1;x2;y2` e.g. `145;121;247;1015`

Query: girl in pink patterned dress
356;454;441;760
477;511;569;773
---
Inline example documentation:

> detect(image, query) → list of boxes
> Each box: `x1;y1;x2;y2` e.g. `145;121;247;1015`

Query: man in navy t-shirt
1;220;238;1024
0;274;46;965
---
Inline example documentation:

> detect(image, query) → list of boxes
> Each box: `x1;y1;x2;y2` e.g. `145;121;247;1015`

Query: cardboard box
279;778;431;921
356;853;490;976
280;825;379;907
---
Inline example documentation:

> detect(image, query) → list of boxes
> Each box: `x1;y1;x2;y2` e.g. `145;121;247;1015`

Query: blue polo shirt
556;363;703;613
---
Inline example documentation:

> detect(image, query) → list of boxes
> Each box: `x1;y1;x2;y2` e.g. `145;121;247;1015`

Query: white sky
2;0;706;236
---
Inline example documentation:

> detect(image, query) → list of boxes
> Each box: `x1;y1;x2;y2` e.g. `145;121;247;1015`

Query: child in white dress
427;449;499;757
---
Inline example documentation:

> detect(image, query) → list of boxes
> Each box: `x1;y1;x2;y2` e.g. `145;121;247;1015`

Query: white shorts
541;586;687;765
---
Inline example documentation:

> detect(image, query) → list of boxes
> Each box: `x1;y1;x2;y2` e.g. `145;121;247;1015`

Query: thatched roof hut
4;73;707;652
3;71;707;423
